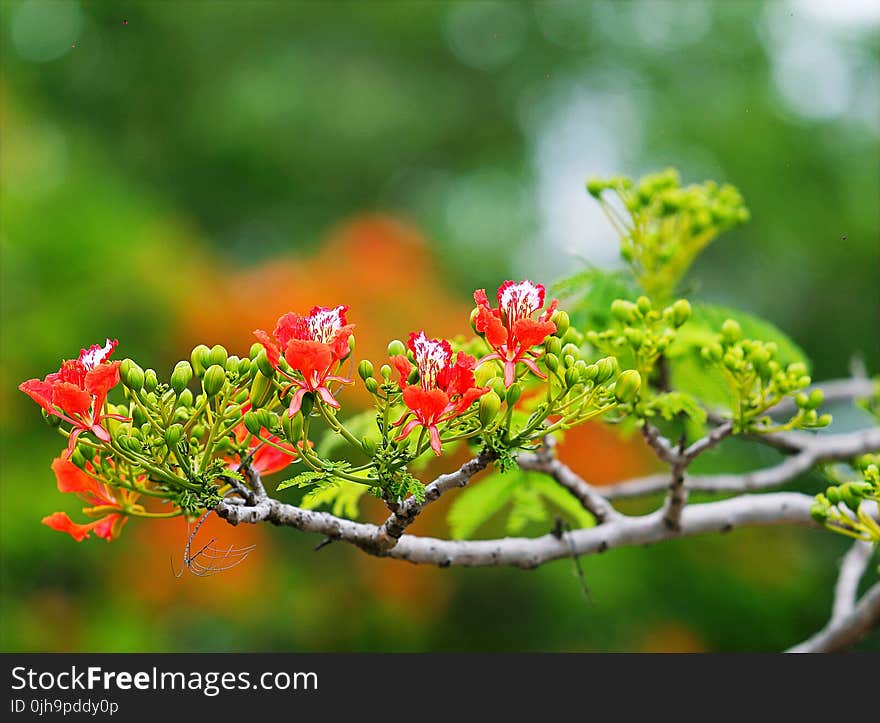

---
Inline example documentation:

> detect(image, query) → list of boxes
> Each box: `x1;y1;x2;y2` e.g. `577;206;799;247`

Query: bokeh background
2;0;878;652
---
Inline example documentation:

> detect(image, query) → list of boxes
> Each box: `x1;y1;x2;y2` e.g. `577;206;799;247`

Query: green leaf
301;480;368;519
275;469;336;492
648;391;708;424
507;485;548;534
448;472;521;539
529;476;595;531
317;410;379;459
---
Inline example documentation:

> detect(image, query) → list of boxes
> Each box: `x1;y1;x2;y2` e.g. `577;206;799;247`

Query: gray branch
217;491;818;568
832;541;874;623
787;578;880;653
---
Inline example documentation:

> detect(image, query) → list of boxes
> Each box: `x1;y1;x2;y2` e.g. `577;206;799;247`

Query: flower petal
52;382;92;418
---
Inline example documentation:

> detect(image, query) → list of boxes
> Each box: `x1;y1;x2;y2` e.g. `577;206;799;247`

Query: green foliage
448;471;594;539
552;268;638;334
301;481;368;519
586;168;749;301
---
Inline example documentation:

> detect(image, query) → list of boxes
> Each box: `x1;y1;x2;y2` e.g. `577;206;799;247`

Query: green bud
721;319;741;344
164;423;183;448
380;365;392;382
547;337;562;357
388;339;406;358
552;310;570;338
202;364;226;397
41;409;62;427
191;424;207;440
209;344;228;368
191;345;211;376
611;299;637;323
249;342;265;360
362;436;378;457
253;351;274;379
671;299;691;327
178;388;194;407
225;354;241;372
407;368;420;386
586;177;606;198
817;414;832;427
365;378;379;394
826;486;841;505
70;448;87;468
636;296;652;315
250;371;273;409
144;369;158;393
132;405;148;427
490;378;507;398
358;360;374;381
300;393;314;417
808;389;824;409
257;409;275;430
475;363;495;387
281;411;304;442
614;369;641;403
562;343;580;360
545;353;559;372
564;367;579;388
119;358;145;391
77;442;96;462
795;393;810;409
840;482;862;512
582;364;599;382
242;411;262;436
479;391;502;427
237;358;252;378
810;503;828;524
506;383;522;407
596;357;616;383
624;328;644;348
170;361;193;394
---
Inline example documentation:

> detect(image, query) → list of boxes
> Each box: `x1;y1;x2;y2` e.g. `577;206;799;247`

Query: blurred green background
1;0;878;652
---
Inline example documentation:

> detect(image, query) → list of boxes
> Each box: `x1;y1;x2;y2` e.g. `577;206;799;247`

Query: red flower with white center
254;306;354;415
390;331;489;455
42;456;133;542
473;280;558;387
19;339;127;456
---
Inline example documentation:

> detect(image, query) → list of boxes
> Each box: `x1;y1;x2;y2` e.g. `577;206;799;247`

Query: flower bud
170;361;193;394
564;367;579;388
178;388;194;408
191;424;207;440
582;364;599;383
826;486;841;505
281;411;303;442
552;310;570;338
614;369;641;403
479;391;502;427
506;383;522;406
237;358;252;378
300;393;315;417
225;354;241;372
144;369;158;393
250;371;273;409
817;414;832;427
365;378;379;394
469;308;480;334
721;319;741;344
209;344;228;368
545;353;559;373
257;409;276;430
547;337;562;357
77;442;96;462
671;299;691;327
70;448;87;468
636;296;652;315
252;350;273;378
202;364;226;397
380;364;393;382
475;363;495;387
586;177;606;198
810;503;828;524
808;389;824;409
387;340;407;358
611;299;637;323
119;359;145;391
164;423;183;448
624;328;644;348
131;405;148;428
840;482;862;513
249;342;265;360
191;345;211;376
41;409;62;427
362;436;378;457
490;378;507;398
596;357;616;383
562;343;580;360
358;360;374;381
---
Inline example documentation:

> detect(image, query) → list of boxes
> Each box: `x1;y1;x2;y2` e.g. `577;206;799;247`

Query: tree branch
601;427;880;499
787;578;880;653
217;491;818;568
832;540;874;623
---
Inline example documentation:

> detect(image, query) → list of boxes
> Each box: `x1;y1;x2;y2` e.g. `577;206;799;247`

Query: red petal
253;329;281;368
513;318;556;349
42;512;101;542
475;305;508;348
284;339;333;381
274;312;308;347
52;382;92;417
441;352;478;397
252;435;298;476
402;385;450;425
84;361;120;398
390;355;412;386
330;324;355;359
19;378;56;412
473;288;490;307
449;386;489;417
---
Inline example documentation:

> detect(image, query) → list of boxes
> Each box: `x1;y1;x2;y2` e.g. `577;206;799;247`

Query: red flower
42;456;130;542
19;339;126;456
473;280;558;387
254;306;354;415
391;331;488;455
228;419;306;477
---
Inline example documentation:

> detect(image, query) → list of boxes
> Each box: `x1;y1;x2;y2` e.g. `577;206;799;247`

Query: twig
787;578;880;653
